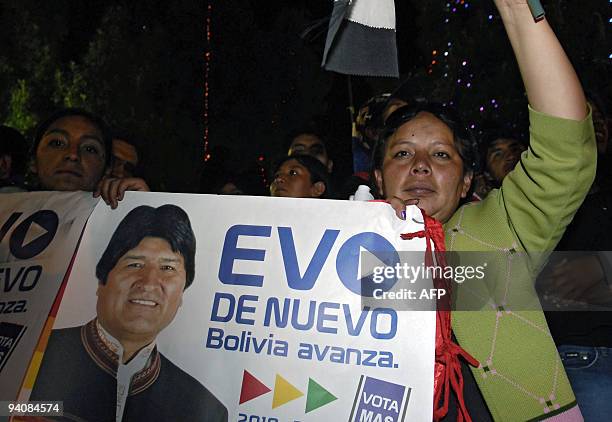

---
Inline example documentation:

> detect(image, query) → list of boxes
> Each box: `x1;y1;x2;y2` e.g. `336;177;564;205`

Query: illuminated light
479;106;484;112
464;3;469;8
448;42;452;46
444;51;449;56
466;82;472;88
445;18;450;23
452;7;457;12
488;14;494;20
462;60;467;66
258;156;265;162
444;73;448;77
470;124;476;129
432;60;437;65
491;99;496;104
457;79;462;83
203;2;213;161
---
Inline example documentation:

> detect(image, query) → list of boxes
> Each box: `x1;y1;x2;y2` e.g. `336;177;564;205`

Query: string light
204;2;212;161
258;156;268;187
429;1;505;138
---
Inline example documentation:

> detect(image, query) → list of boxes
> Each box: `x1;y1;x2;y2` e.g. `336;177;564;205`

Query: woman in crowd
372;0;595;420
30;108;149;207
31;108;111;192
270;155;329;199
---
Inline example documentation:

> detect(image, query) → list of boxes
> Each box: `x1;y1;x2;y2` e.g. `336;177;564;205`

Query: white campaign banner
36;192;436;422
0;192;98;401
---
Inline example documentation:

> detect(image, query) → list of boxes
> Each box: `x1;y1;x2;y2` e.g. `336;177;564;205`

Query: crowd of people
1;0;610;420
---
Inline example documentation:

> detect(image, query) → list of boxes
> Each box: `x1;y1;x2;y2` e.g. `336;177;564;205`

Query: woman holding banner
30;107;149;207
372;0;595;420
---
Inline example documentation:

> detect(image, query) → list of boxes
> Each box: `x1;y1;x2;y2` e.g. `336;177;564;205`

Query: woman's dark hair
32;108;113;167
372;101;479;176
271;154;331;198
96;205;196;289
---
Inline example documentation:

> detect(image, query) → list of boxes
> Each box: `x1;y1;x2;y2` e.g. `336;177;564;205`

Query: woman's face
375;112;472;223
270;159;325;198
33;115;107;191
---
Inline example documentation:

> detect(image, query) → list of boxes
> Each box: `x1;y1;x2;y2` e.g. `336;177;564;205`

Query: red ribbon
401;210;479;422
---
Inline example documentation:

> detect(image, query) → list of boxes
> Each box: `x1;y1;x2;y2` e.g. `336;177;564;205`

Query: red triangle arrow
239;370;271;404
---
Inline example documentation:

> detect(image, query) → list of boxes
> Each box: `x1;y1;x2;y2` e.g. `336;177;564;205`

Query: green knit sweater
446;106;596;421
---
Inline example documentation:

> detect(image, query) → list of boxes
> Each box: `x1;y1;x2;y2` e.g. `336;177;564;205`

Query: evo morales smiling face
96;236;187;346
94;204;195;355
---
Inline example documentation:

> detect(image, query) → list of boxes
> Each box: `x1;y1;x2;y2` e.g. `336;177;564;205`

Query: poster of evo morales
27;191;436;421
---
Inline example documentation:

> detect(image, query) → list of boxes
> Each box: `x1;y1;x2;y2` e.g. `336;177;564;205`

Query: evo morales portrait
31;204;228;422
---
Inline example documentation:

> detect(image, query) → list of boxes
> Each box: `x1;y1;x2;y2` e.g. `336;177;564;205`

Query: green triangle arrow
305;378;337;413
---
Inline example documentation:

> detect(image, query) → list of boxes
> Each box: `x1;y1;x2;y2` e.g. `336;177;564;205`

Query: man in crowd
110;135;140;179
287;130;333;174
469;135;527;200
484;136;527;188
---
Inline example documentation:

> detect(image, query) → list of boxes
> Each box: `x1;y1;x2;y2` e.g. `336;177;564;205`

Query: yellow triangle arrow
272;374;303;409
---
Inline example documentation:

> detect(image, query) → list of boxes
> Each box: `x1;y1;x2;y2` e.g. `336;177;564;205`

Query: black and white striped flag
322;0;398;77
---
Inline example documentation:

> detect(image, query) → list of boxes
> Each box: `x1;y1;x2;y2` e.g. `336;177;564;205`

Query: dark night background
0;0;610;193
